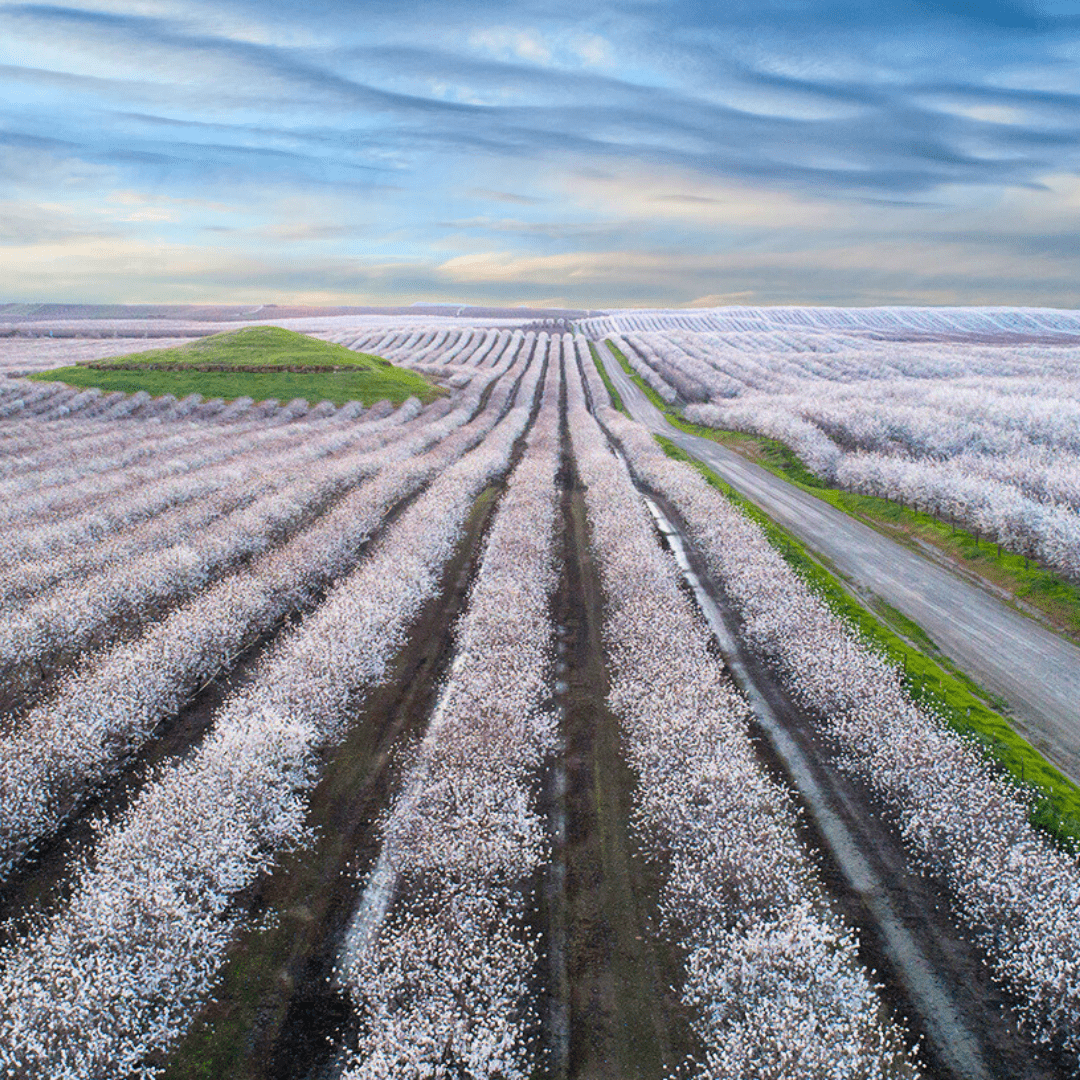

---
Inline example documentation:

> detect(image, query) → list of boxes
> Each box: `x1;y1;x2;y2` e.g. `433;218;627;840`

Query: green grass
654;434;1080;854
29;325;443;406
588;341;625;413
671;420;828;488
603;339;1080;642
83;325;390;370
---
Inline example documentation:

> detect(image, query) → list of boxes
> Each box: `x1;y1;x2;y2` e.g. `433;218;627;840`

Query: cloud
468;27;552;66
564;164;845;228
430;233;1080;298
0;198;120;242
6;3;1079;202
436;249;715;285
464;188;545;205
570;32;611;67
687;291;757;306
1;0;1079;306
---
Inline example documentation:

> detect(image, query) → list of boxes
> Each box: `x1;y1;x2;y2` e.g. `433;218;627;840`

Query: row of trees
0;405;430;682
0;329;534;686
339;351;562;1078
0;344;547;1078
581;305;1080;339
0;376;355;426
0;401;428;611
606;392;1080;1063
339;326;528;371
0;398;406;552
0;393;393;509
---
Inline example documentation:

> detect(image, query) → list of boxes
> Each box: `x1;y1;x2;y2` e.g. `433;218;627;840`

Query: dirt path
637;483;1074;1080
543;390;693;1080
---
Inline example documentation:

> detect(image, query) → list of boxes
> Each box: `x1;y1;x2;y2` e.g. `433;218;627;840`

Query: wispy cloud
0;0;1078;305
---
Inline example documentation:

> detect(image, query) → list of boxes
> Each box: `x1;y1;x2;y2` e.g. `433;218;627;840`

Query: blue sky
2;0;1080;307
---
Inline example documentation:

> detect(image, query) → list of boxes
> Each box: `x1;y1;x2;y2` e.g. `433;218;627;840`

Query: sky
2;0;1080;308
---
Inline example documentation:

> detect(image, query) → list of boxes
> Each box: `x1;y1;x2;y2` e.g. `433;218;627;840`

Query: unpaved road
596;342;1080;783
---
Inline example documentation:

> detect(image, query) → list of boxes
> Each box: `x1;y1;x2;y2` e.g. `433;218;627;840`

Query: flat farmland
1;309;1079;1080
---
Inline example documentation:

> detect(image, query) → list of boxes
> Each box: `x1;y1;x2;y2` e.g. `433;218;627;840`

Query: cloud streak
0;0;1078;305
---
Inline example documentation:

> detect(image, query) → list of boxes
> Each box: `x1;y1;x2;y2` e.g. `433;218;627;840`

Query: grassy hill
30;326;444;407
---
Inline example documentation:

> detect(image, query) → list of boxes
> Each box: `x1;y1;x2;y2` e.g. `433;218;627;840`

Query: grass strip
603;340;1080;642
605;338;670;414
655;433;1080;855
588;341;625;414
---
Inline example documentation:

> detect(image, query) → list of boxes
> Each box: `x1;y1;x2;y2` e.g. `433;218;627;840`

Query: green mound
30;326;444;407
82;325;390;371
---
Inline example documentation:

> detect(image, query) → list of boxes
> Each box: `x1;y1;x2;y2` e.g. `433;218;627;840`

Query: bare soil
541;390;696;1080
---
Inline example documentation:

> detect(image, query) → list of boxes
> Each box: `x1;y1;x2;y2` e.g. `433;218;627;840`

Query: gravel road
596;341;1080;783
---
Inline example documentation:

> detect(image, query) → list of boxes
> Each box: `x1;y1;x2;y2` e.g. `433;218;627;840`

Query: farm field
1;308;1079;1079
0;335;201;376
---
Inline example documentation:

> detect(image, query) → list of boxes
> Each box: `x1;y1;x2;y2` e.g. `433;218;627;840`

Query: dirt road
596;341;1080;783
